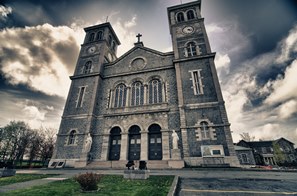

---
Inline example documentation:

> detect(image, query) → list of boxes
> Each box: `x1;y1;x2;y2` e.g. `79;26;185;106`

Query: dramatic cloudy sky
0;0;297;144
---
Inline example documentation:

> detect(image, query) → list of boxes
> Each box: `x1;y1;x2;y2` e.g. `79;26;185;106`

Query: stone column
161;129;170;160
140;131;148;160
144;84;148;105
109;90;113;108
181;127;189;157
162;82;166;102
100;133;110;161
120;133;129;161
125;87;130;107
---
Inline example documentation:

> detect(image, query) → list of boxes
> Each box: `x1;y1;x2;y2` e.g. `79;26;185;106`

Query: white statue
83;133;92;153
172;129;179;149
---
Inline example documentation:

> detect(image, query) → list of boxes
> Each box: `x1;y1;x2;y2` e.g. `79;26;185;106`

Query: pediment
104;46;174;77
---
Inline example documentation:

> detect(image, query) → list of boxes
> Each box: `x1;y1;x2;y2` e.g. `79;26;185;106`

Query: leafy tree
0;121;31;162
273;142;286;165
38;127;56;167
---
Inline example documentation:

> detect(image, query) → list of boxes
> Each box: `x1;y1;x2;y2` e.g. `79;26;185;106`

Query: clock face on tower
182;26;194;34
87;46;96;54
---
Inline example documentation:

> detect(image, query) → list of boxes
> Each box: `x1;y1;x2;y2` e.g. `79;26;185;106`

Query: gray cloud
0;88;65;129
220;24;297;143
0;24;79;97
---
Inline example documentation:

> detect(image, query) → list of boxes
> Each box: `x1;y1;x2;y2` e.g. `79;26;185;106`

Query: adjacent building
236;138;296;166
234;145;256;166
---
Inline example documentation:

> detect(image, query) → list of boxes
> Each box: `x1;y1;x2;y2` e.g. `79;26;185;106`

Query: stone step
86;160;171;169
86;159;184;169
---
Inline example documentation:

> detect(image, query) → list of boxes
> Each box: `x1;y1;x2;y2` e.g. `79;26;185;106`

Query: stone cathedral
49;0;239;168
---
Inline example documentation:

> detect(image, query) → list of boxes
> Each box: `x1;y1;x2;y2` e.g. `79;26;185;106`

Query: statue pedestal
123;170;150;179
171;149;181;160
75;152;89;168
169;149;184;168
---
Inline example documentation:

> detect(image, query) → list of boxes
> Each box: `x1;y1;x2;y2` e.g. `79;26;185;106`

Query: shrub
74;172;102;191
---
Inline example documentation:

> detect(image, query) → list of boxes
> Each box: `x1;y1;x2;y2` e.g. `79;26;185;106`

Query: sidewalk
0;174;73;193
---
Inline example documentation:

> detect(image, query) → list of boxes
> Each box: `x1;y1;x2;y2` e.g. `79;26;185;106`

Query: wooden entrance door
148;124;162;160
128;125;141;161
149;133;162;160
109;127;121;160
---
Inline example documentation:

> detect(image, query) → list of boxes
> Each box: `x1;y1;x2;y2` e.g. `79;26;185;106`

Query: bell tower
51;23;121;168
74;23;120;76
168;0;239;166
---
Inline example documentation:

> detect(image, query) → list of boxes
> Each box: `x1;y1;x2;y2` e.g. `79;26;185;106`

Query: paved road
178;177;297;195
3;168;297;195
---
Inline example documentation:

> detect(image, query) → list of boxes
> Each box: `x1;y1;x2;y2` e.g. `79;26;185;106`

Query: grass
0;174;58;186
5;175;174;196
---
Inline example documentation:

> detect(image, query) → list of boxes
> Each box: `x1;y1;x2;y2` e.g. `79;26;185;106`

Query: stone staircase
86;160;171;169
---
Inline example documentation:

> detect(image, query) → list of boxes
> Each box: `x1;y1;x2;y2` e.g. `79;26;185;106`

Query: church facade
49;0;240;168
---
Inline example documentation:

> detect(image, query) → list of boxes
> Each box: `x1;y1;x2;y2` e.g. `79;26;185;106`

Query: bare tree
0;121;57;168
38;127;56;167
240;132;255;142
27;130;42;167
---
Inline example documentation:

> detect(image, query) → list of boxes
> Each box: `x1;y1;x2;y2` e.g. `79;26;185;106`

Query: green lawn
0;174;58;186
5;175;174;196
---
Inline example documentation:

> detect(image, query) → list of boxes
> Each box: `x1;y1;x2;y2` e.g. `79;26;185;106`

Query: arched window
96;31;103;40
177;12;185;22
200;121;210;139
89;33;95;42
187;10;195;20
68;130;76;145
114;84;127;108
108;35;113;46
83;61;92;74
186;42;197;57
131;81;144;106
148;79;162;104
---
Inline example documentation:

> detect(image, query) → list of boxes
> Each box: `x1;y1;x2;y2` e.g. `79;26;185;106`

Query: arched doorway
109;127;121;160
148;124;162;160
128;125;141;160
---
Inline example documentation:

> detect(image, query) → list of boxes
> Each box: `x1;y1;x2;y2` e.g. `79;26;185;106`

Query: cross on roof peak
136;33;142;43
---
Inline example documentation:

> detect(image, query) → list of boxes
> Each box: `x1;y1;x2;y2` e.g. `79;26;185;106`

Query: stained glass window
148;79;162;104
114;84;127;108
200;121;210;139
190;70;204;95
83;61;92;74
131;82;144;106
77;87;85;107
68;130;76;145
187;42;197;56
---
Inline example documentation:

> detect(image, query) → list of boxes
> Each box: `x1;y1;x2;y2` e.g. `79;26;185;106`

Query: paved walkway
0;169;125;193
0;168;297;195
0;174;73;193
